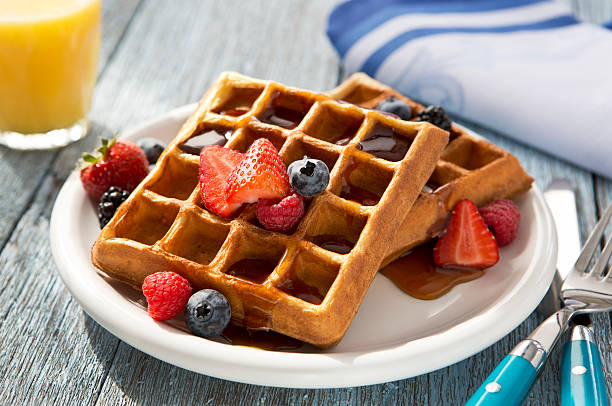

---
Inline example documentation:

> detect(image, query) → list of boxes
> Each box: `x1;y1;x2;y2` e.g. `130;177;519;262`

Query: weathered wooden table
1;1;611;404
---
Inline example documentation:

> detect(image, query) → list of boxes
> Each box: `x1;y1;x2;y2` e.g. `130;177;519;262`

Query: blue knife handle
465;353;538;406
561;325;609;406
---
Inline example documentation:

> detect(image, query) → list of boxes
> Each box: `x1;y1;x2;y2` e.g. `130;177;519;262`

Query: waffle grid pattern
328;74;535;264
93;72;448;347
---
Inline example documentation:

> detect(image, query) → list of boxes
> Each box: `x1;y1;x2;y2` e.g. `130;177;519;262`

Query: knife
544;180;609;406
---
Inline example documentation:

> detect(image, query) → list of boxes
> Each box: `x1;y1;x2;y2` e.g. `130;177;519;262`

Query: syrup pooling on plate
357;122;411;162
219;324;306;351
179;127;233;155
381;242;484;300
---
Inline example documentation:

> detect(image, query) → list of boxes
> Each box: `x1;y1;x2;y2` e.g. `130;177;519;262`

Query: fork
466;202;612;406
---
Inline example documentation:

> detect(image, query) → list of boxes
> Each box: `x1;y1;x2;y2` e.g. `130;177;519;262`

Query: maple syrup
357;123;411;161
213;87;262;117
218;324;306;351
381;242;484;300
226;258;276;284
220;107;250;117
339;158;381;206
277;276;325;305
310;234;354;254
257;105;306;129
329;120;362;146
179;128;232;155
255;92;311;129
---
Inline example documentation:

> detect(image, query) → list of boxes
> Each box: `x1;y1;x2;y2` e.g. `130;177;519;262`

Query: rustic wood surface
0;0;611;404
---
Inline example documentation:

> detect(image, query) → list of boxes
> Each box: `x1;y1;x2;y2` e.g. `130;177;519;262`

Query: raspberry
142;272;192;321
479;199;521;247
256;192;305;233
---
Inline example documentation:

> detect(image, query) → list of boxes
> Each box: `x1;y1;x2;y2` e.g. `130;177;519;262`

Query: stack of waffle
92;72;532;347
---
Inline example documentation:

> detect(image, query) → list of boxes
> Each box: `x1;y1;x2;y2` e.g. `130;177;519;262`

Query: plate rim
50;104;557;388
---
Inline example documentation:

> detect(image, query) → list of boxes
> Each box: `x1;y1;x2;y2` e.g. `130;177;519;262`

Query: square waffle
92;72;449;348
327;73;534;265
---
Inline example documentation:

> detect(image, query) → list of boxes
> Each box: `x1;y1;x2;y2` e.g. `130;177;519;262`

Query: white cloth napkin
327;0;612;178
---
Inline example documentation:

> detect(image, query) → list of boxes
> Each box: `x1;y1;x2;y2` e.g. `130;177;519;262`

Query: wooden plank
0;174;121;405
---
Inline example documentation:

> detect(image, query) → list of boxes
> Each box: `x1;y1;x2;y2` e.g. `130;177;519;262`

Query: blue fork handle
465;339;544;406
561;325;609;406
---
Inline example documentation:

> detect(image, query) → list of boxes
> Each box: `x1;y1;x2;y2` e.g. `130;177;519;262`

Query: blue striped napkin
327;0;612;178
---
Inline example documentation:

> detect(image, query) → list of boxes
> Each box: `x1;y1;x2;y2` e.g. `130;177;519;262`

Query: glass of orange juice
0;0;101;150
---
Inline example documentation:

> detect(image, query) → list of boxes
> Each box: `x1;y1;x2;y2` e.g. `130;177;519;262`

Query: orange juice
0;0;100;135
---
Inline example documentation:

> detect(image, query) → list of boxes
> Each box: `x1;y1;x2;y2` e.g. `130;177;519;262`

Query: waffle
328;73;534;265
92;71;449;348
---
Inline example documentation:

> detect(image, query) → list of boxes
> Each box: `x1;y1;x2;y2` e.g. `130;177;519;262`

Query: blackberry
98;186;130;228
416;105;452;132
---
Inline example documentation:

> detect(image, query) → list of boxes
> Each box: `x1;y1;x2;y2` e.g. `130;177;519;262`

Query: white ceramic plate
50;104;557;388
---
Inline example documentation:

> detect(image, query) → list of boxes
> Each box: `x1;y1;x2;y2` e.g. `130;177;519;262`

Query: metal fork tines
563;201;612;304
527;201;612;360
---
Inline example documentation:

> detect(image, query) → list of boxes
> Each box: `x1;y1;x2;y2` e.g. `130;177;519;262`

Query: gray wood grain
1;0;611;405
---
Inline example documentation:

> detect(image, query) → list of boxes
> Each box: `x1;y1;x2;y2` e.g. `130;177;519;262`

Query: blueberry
137;137;165;164
287;158;330;198
184;289;231;338
375;97;412;121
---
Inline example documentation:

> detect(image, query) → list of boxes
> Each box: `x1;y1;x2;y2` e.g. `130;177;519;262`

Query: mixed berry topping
375;97;412;121
98;186;129;228
142;272;192;321
416;105;452;132
479;199;521;247
137;137;166;164
433;199;499;269
256;192;305;233
184;289;231;338
287;158;330;198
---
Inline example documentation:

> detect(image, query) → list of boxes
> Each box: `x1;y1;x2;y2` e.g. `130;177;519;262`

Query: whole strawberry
79;136;149;201
142;271;192;321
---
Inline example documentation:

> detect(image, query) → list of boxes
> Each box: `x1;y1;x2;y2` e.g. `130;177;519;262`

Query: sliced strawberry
225;138;290;204
433;199;499;269
200;146;244;217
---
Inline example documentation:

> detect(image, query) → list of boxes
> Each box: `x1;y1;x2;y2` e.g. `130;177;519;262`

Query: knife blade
539;180;581;316
543;180;609;406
